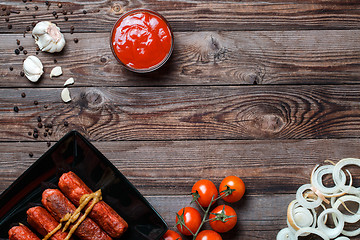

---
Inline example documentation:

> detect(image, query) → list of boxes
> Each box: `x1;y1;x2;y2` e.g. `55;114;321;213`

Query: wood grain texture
1;0;360;33
0;139;359;195
1;30;360;87
1;85;360;141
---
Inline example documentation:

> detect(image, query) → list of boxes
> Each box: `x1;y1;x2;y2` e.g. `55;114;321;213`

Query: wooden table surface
1;0;360;239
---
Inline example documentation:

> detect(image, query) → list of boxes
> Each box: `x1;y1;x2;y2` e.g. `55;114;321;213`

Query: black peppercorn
38;122;43;128
37;116;42;122
33;132;39;138
23;50;28;55
44;132;48;137
34;100;38;105
16;39;20;45
29;152;33;157
45;1;49;5
64;121;69;126
21;92;26;98
34;5;38;10
9;66;14;71
5;17;9;22
52;11;57;16
54;59;57;63
33;128;38;133
7;24;12;29
20;71;24;77
13;106;19;112
15;49;20;55
83;10;87;14
26;26;31;31
19;46;24;51
64;16;68;21
1;6;6;11
25;6;29;10
47;141;51;147
100;57;106;63
74;38;78;43
58;3;62;8
28;131;32;136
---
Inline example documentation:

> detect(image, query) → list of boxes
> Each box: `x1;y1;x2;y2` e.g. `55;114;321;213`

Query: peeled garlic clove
61;88;71;103
50;66;62;78
32;21;66;53
64;77;75;86
23;56;44;82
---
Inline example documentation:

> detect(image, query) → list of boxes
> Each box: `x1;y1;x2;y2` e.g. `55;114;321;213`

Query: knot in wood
111;4;123;14
77;89;107;109
237;104;285;137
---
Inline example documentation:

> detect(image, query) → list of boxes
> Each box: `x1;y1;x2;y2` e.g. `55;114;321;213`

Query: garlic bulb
32;21;66;53
23;56;44;82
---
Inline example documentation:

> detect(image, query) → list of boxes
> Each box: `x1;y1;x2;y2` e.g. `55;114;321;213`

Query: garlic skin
32;21;66;53
23;56;44;82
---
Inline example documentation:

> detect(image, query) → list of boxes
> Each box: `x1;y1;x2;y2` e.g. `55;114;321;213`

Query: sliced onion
287;200;316;236
317;208;344;239
277;228;295;240
333;195;360;223
311;164;347;198
342;227;360;237
335;237;350;240
278;158;360;239
294;227;329;240
296;184;322;209
333;158;360;194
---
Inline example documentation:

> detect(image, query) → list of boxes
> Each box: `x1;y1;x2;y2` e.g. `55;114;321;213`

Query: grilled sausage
58;171;128;238
41;189;112;240
27;206;72;240
8;225;40;240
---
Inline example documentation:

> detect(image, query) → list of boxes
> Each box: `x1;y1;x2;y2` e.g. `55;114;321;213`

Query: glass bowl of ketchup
110;9;174;73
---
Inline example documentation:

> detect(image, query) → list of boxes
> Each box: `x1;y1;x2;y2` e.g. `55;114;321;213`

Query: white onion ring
317;208;344;239
294;227;329;240
277;228;295;240
333;195;360;223
334;237;350;240
311;164;347;197
333;158;360;194
342;228;360;237
296;184;322;209
287;200;315;232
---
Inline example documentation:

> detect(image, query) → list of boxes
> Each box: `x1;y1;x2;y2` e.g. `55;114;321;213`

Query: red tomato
195;230;222;240
219;176;245;203
176;207;201;236
209;205;237;233
191;179;218;207
161;230;182;240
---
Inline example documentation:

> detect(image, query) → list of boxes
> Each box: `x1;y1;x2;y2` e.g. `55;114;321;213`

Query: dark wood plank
1;30;359;87
1;0;360;32
0;139;359;196
2;86;360;141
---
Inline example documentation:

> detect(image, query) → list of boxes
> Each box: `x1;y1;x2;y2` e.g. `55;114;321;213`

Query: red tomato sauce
111;10;173;71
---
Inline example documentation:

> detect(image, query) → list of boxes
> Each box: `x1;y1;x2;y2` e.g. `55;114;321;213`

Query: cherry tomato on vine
195;230;223;240
175;207;201;236
191;179;218;207
219;176;245;203
209;205;237;233
161;230;183;240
